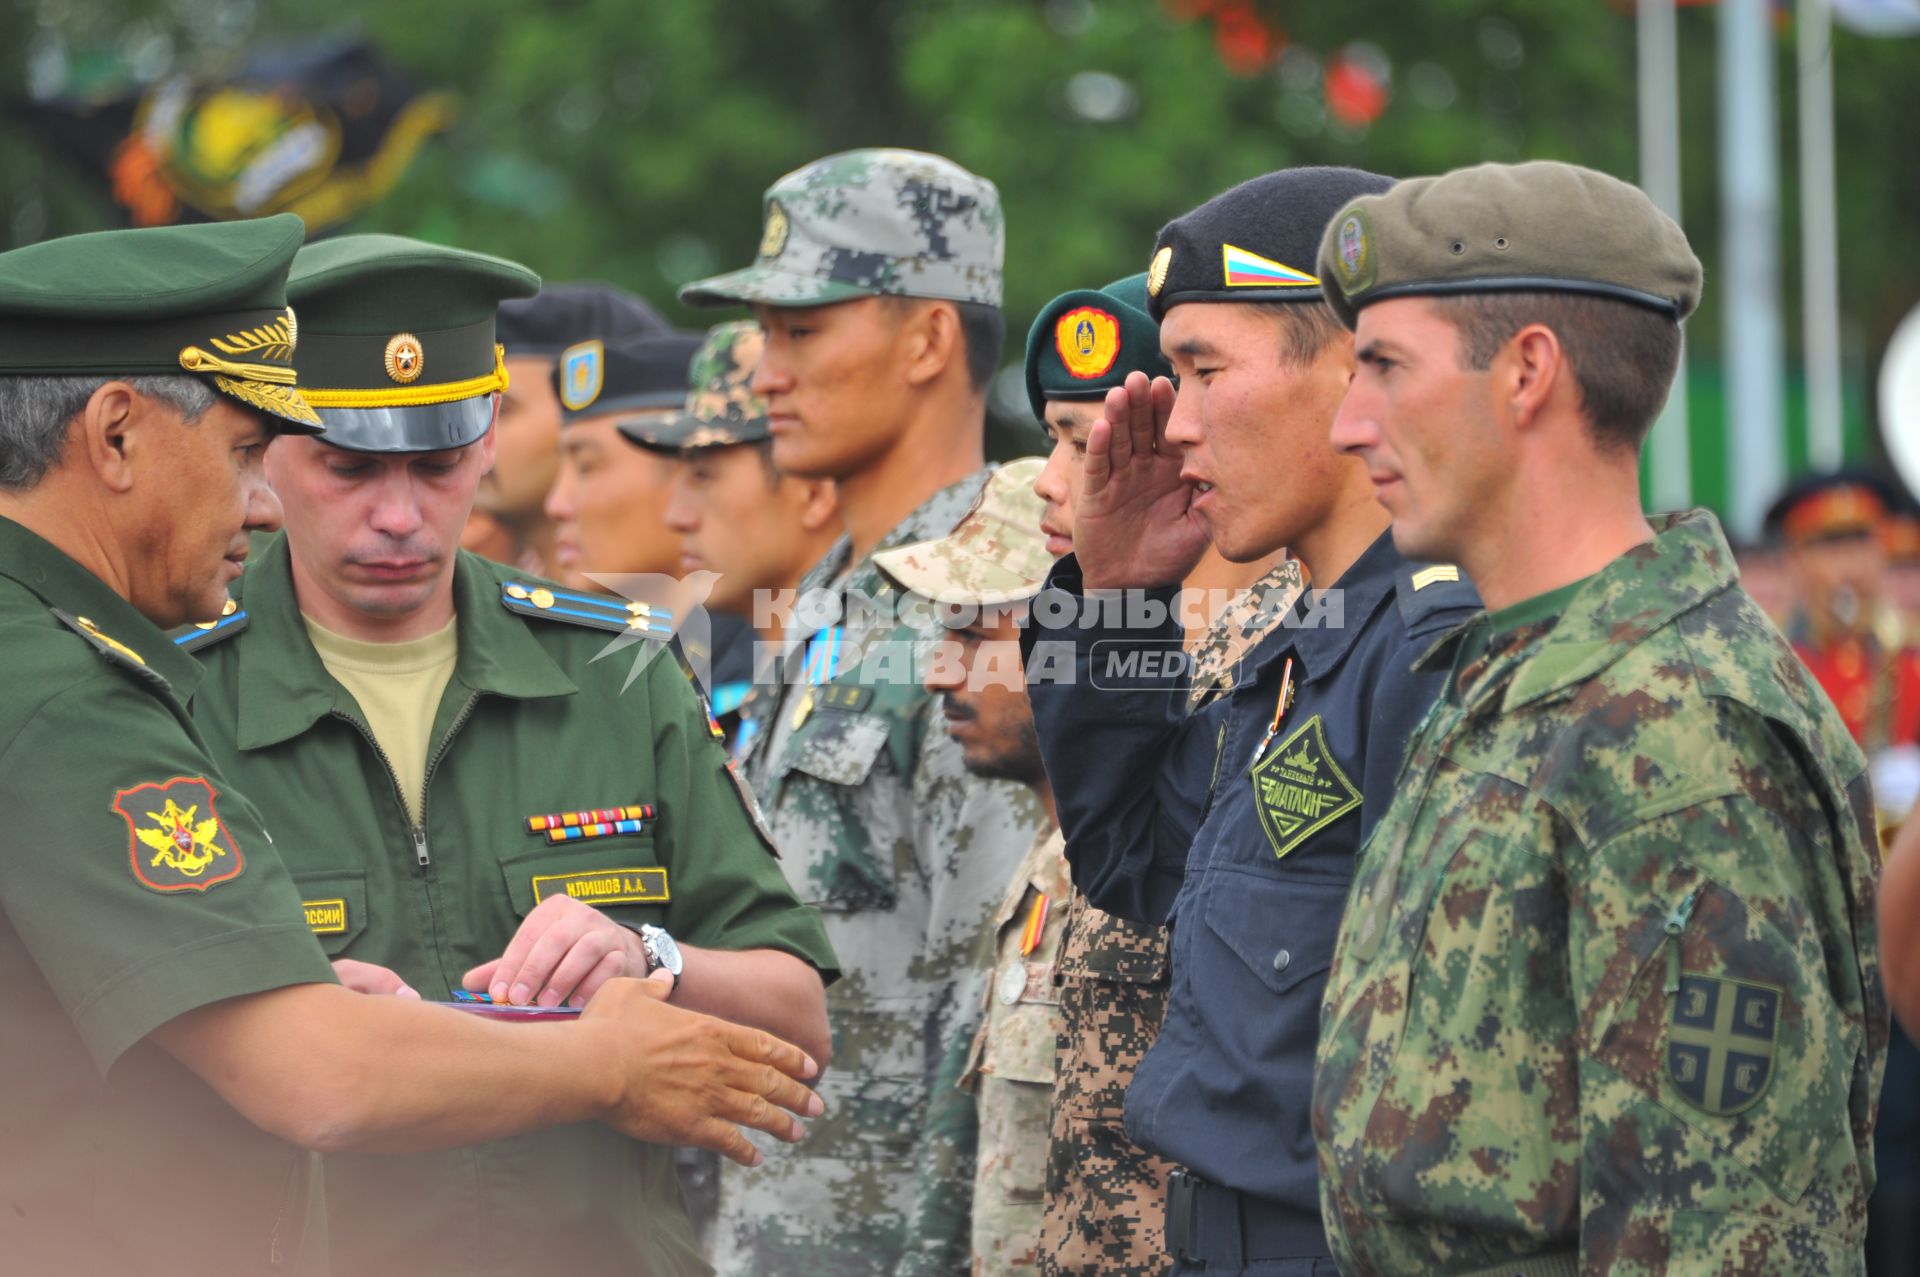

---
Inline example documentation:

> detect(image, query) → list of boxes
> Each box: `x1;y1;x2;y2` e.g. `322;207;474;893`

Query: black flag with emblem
5;38;454;234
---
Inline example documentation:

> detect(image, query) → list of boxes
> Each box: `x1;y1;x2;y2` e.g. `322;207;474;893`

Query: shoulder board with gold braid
500;581;674;637
51;607;172;693
170;599;250;653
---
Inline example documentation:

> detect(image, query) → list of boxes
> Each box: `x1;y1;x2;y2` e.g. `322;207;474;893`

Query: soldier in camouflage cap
874;459;1067;1277
684;149;1045;1277
1316;159;1885;1273
627;321;841;755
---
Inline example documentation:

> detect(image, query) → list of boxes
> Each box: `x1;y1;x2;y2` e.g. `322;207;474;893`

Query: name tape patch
531;866;670;907
304;897;349;935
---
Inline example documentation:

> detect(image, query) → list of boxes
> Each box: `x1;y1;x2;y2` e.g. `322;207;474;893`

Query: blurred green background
4;0;1917;520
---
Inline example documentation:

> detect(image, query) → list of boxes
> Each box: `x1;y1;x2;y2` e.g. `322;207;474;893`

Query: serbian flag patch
1221;243;1320;289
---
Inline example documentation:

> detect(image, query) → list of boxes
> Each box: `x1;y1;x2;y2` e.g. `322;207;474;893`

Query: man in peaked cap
542;329;703;591
183;233;837;1277
626;320;842;757
1024;272;1303;1277
873;459;1067;1277
1316;160;1885;1274
467;282;669;574
682;148;1048;1277
0;219;825;1277
1022;169;1479;1276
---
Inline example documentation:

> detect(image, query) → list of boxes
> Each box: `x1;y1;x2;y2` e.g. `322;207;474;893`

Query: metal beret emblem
759;201;790;260
1334;208;1376;295
384;332;424;384
1147;245;1173;298
1055;306;1121;380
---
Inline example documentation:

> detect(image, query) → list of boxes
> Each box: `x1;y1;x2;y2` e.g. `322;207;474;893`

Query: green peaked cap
286;233;540;452
1024;272;1170;421
0;213;321;430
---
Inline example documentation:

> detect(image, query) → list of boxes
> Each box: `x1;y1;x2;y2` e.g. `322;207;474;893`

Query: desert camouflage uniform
1315;511;1888;1275
961;826;1073;1275
714;471;1047;1277
1039;559;1305;1277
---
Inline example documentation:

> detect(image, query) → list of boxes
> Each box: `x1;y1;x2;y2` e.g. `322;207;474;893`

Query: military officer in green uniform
0;218;826;1277
183;233;839;1277
1315;161;1887;1274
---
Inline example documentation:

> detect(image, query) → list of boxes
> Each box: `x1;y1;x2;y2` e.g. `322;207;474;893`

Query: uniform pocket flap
783;709;891;787
291;871;368;955
497;842;666;919
1203;869;1348;997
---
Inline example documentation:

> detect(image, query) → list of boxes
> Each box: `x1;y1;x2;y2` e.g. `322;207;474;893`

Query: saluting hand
581;976;824;1166
1075;370;1211;590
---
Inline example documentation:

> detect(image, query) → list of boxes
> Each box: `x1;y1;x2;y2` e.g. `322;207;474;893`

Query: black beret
496;282;669;358
1145;166;1394;320
555;331;705;423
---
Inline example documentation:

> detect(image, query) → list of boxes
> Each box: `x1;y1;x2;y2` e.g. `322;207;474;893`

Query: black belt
1164;1170;1328;1267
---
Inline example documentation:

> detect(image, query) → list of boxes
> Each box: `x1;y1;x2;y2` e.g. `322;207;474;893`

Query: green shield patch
1668;972;1780;1115
1250;714;1361;860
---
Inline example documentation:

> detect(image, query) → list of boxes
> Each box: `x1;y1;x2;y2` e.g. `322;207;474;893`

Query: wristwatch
636;924;684;996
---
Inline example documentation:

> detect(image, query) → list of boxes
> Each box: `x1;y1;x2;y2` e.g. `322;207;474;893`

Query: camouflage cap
873;458;1051;607
680;148;1004;310
619;321;771;454
1316;160;1703;329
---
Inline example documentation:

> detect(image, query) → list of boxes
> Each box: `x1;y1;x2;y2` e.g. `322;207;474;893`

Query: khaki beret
1316;160;1702;328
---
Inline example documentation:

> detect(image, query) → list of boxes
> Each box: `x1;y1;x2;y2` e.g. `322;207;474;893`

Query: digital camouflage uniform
719;473;1046;1276
684;148;1040;1277
1314;513;1888;1275
1039;558;1305;1277
873;458;1066;1277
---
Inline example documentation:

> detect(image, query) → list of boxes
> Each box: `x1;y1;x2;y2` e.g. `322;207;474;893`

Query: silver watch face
640;924;684;976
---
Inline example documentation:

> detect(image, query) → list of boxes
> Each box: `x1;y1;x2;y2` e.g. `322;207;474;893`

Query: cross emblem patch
1668;972;1781;1116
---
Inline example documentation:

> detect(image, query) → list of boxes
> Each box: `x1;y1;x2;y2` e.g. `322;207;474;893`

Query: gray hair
0;374;218;490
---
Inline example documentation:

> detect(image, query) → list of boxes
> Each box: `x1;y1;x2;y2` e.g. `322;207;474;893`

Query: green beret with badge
0;213;321;430
553;330;705;426
285;233;540;453
680;147;1004;309
620;321;773;454
1023;273;1170;421
1144;166;1393;321
1315;159;1703;329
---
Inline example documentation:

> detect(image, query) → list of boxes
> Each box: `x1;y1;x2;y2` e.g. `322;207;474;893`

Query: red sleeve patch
111;775;246;893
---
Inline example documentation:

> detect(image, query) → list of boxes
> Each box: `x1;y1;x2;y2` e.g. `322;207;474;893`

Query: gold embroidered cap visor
285;233;540;452
0;213;321;431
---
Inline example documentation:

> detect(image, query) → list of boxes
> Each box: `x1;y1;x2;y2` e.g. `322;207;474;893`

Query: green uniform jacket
0;517;337;1277
1314;511;1888;1276
189;536;839;1277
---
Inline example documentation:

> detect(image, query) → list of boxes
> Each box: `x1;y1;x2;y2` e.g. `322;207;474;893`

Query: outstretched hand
582;976;823;1167
1074;371;1210;589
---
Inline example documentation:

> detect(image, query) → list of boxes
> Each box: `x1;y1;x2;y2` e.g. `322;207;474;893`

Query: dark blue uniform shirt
1024;530;1478;1233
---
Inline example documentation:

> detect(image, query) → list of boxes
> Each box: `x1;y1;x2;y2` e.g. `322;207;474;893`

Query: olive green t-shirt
1448;573;1595;703
303;615;457;824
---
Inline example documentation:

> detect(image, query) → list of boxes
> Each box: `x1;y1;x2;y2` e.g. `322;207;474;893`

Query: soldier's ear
900;299;962;389
797;476;839;533
76;380;145;494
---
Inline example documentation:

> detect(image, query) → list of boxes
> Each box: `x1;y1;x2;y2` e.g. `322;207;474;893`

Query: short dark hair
751;438;782;486
885;296;1005;393
1428;292;1682;452
1249;301;1348;369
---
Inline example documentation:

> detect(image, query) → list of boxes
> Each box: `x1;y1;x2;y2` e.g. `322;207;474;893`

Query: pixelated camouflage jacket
715;469;1049;1277
1314;510;1888;1276
1040;558;1304;1277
